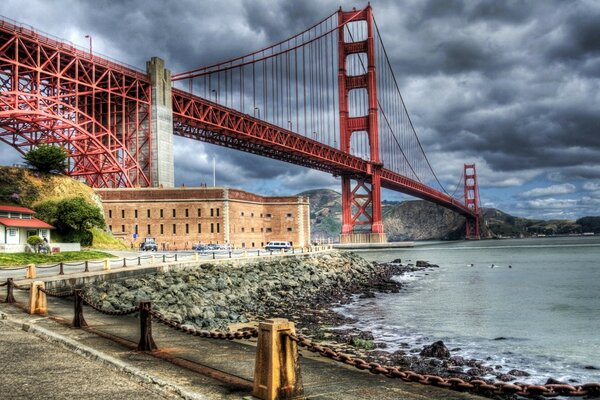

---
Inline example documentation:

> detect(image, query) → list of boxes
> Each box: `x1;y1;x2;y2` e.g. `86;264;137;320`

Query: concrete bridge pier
147;57;174;188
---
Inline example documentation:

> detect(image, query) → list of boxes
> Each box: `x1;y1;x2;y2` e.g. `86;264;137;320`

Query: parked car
192;243;208;252
140;238;158;251
265;241;292;251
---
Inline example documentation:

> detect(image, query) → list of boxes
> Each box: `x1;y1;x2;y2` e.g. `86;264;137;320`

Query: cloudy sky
1;0;599;220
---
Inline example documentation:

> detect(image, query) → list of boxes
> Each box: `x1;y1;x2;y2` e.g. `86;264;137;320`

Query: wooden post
194;253;199;261
137;301;157;351
151;255;155;264
25;263;36;279
72;289;88;328
103;259;110;271
253;319;304;400
27;281;47;315
5;278;16;303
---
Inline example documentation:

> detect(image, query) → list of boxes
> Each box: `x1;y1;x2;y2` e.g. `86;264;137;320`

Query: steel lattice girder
0;19;152;188
171;88;476;219
172;89;370;176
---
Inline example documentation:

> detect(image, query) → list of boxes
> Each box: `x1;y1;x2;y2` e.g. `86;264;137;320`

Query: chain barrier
37;263;61;270
62;262;86;267
77;291;140;316
287;334;599;398
13;283;31;291
0;266;28;271
39;286;73;298
149;309;258;340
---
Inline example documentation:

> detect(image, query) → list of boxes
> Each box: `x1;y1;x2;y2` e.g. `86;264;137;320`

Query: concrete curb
0;310;210;400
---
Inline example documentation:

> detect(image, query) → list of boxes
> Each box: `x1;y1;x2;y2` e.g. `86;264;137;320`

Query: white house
0;205;54;252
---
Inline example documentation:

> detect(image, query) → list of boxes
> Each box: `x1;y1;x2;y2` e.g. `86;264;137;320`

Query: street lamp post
211;89;217;102
254;107;260;119
287;120;292;131
84;34;92;57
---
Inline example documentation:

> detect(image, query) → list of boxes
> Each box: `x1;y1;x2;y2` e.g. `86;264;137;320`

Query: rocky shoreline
82;250;536;390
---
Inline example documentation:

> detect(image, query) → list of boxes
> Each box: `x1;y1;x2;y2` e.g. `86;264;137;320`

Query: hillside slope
299;188;595;241
299;189;467;241
0;166;125;248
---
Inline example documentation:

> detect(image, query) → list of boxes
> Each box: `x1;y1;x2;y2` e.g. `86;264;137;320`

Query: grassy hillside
0;166;126;249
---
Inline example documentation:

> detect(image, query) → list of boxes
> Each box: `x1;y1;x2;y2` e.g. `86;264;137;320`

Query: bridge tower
338;6;386;244
464;164;480;239
147;57;175;188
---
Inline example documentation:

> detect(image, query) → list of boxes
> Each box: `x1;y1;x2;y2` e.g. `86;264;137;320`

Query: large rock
420;340;451;359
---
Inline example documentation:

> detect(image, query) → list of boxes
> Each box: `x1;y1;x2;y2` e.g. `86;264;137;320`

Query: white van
265;241;292;251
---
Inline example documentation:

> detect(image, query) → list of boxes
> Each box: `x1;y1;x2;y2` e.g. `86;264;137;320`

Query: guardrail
0;245;334;280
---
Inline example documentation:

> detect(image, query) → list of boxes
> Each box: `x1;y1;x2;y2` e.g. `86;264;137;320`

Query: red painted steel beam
172;88;369;176
0;17;152;188
172;88;475;219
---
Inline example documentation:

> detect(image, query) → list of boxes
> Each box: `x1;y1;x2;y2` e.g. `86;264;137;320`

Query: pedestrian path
0;288;483;400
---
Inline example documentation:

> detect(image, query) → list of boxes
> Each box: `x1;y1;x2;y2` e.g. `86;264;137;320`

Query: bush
27;235;45;253
23;144;68;173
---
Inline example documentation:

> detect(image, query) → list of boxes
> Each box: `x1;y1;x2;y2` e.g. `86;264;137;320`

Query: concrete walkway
0;288;484;400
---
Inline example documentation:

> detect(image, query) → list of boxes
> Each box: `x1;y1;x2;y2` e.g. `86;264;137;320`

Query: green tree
33;200;60;226
23;144;68;173
27;235;44;253
34;197;105;246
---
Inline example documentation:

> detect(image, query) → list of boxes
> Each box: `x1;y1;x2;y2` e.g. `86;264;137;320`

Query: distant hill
298;188;599;241
481;208;593;237
299;188;468;241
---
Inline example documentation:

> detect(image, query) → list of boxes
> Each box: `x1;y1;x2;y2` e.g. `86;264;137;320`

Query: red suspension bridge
0;6;480;242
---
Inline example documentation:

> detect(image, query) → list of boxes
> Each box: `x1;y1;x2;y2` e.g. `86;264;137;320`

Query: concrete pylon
147;57;174;188
253;319;304;400
28;282;47;315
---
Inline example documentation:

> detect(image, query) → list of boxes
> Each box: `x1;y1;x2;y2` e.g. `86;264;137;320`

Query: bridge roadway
0;264;484;399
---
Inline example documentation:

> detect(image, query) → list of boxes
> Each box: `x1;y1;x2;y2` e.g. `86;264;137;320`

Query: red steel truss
337;6;385;241
0;12;479;239
171;88;477;219
0;17;152;187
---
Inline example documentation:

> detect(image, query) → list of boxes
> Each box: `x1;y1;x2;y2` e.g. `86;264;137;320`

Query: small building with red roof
0;205;54;251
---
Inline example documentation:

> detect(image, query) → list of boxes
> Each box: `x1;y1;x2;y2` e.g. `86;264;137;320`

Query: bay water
337;236;600;384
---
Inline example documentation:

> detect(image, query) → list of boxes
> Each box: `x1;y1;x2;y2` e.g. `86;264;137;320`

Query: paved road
0;317;178;399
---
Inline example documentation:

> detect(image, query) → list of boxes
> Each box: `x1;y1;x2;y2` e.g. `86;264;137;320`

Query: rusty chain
149;309;259;340
37;263;62;269
39;286;73;298
62;262;86;267
77;292;140;316
288;333;600;398
1;266;28;271
13;283;31;291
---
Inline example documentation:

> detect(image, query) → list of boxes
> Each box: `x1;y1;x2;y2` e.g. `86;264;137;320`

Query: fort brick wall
96;187;310;250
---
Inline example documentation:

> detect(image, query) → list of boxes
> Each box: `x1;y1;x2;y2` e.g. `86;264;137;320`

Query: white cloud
524;198;578;209
583;181;600;191
520;183;576;198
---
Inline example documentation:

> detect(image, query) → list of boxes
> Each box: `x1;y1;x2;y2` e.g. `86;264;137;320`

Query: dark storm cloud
1;0;598;218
